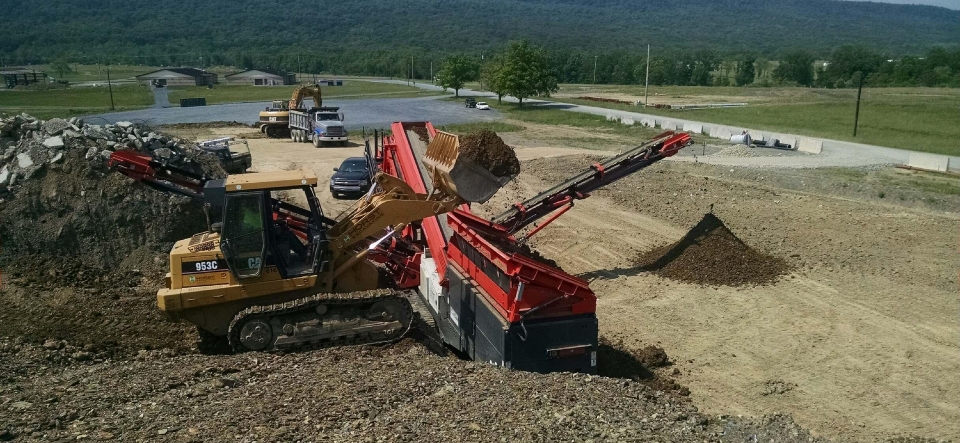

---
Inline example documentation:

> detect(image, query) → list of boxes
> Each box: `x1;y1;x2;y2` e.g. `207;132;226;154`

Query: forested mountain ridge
2;0;958;64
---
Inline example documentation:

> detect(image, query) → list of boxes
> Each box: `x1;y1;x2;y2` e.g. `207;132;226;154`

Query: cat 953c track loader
108;131;515;352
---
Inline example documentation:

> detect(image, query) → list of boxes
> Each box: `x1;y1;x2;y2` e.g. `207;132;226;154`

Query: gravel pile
634;213;789;286
459;130;521;177
0;337;828;443
710;144;757;158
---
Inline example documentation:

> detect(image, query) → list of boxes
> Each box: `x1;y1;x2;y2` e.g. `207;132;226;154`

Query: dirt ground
179;125;959;441
480;156;960;442
2;124;957;441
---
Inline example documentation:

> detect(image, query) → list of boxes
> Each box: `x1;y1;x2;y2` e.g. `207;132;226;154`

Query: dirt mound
0;150;206;277
634;213;789;286
459;130;521;177
0;115;218;353
597;337;689;396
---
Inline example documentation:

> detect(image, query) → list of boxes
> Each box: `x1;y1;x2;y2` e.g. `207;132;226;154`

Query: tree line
438;44;960;91
25;43;960;90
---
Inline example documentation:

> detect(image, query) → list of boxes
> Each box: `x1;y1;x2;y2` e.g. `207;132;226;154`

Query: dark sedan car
329;157;372;198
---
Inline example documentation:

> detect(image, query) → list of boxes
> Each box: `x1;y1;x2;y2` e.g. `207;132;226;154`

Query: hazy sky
840;0;960;9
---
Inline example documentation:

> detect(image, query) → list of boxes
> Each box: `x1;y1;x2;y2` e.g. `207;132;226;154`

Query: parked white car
475;102;490;110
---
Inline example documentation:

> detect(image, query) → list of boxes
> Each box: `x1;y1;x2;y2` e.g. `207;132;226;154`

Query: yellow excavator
108;132;515;352
258;83;323;138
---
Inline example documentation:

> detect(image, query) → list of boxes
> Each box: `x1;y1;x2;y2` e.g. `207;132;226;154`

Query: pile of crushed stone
710;144;757;158
459;130;521;177
635;213;789;286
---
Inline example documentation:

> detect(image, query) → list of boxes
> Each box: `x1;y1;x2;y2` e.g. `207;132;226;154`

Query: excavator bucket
422;131;516;203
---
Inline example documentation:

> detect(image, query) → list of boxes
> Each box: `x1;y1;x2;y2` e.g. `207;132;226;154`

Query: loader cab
209;171;330;281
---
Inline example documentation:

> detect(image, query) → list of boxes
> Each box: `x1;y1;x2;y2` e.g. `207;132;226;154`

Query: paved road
150;85;170;108
86;95;501;131
371;80;960;169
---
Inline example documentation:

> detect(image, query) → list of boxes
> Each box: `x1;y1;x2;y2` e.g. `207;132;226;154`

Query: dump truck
197;137;252;174
289;106;348;147
258;83;323;137
107;132;514;352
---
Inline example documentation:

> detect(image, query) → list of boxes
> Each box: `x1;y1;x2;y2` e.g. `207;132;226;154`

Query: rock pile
0;113;222;278
0;113;225;196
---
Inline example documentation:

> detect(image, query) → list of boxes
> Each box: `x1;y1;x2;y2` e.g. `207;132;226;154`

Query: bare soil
458;130;521;177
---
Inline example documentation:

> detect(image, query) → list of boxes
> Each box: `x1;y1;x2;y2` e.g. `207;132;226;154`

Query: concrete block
949;158;960;173
16;152;34;168
797;137;823;154
621;117;635;126
43;136;64;149
683;122;703;134
640;118;656;128
908;153;949;172
710;127;733;140
659;120;677;130
116;121;133;129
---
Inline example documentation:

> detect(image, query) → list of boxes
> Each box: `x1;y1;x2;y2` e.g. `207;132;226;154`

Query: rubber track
227;289;415;353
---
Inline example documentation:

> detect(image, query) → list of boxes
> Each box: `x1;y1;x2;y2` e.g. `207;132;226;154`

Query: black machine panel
438;263;598;374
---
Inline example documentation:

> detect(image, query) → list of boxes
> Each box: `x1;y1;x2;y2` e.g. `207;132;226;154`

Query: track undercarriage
227;289;414;353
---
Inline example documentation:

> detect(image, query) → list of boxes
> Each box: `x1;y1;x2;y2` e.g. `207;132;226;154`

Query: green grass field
0;85;154;119
549;85;960;156
167;81;439;105
440;121;525;134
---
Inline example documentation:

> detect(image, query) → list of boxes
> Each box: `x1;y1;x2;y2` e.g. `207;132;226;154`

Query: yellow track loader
109;132;514;352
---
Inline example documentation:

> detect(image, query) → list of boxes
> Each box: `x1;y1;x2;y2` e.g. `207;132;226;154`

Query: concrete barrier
710;126;732;140
621;117;635;126
640;118;656;128
683;122;703;134
908;153;950;172
797;137;823;154
950;158;960;173
606;114;618;122
661;120;679;131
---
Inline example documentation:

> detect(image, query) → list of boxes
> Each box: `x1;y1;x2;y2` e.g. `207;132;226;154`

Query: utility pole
430;61;433;84
411;54;415;84
853;71;864;137
644;44;650;107
297;54;302;76
106;66;115;111
594;55;598;84
479;53;484;91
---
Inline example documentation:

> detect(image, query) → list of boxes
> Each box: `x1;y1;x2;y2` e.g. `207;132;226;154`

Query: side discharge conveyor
369;124;691;374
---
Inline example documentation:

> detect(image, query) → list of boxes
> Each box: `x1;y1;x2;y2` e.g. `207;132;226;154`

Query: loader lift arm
491;131;691;237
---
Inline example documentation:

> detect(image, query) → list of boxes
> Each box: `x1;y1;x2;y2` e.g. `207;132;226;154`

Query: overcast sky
840;0;960;9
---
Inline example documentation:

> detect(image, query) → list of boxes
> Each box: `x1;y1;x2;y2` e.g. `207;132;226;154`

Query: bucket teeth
424;132;459;168
421;130;513;204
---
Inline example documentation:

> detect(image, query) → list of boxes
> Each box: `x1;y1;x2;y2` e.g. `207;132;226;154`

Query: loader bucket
422;131;516;203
